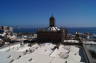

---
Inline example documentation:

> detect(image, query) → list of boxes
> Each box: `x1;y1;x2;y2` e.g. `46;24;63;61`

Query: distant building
0;26;4;33
0;26;13;32
37;16;68;43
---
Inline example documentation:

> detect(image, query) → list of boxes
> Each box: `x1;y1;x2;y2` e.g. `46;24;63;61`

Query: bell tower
49;16;55;27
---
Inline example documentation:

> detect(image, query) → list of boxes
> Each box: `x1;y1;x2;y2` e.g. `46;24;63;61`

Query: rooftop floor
0;42;86;63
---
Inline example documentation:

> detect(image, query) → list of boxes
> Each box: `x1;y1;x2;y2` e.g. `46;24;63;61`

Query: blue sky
0;0;96;27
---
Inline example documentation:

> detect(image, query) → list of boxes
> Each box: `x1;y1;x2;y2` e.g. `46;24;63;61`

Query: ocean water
14;27;96;34
68;27;96;34
14;28;38;33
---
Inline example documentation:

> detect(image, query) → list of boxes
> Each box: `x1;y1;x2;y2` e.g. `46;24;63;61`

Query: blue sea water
14;27;96;34
68;27;96;34
14;28;38;33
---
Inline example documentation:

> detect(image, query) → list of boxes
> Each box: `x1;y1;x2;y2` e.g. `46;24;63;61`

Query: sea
14;27;96;34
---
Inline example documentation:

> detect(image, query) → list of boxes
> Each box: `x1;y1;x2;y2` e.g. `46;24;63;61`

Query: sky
0;0;96;27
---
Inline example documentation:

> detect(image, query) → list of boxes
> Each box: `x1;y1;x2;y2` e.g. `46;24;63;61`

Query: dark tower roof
49;16;56;27
50;16;55;20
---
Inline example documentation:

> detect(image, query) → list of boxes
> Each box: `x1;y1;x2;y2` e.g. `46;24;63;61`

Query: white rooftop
0;43;84;63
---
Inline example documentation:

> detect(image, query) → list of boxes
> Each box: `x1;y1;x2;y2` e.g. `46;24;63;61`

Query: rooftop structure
37;16;68;42
49;16;56;27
